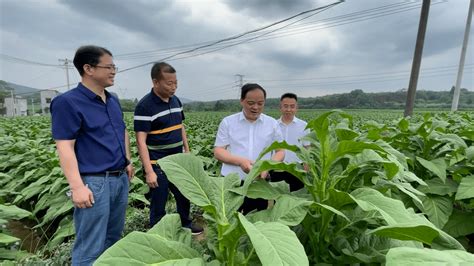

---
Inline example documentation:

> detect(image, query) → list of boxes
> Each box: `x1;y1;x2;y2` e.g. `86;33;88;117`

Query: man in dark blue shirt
134;62;202;235
51;45;134;265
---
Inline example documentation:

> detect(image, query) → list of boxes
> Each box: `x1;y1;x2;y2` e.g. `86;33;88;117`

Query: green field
1;109;473;264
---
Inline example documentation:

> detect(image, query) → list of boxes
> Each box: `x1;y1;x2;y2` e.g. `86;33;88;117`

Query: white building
40;90;58;114
4;97;28;116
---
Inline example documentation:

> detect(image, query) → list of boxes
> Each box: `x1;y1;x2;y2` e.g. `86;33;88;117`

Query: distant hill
0;81;40;96
178;97;193;103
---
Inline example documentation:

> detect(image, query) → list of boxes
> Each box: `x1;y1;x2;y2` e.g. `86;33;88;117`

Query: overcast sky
1;0;472;101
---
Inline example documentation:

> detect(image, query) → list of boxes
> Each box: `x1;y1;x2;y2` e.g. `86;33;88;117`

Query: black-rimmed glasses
93;65;118;72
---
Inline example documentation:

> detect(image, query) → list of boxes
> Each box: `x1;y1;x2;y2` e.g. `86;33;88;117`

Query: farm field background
1;109;473;265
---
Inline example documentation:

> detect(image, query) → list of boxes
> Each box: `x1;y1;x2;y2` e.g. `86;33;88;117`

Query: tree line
183;88;474;112
1;81;473;114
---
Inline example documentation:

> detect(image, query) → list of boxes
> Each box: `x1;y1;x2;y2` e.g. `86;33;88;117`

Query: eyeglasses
93;65;118;72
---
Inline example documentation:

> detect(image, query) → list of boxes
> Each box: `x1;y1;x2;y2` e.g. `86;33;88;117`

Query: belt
81;169;125;177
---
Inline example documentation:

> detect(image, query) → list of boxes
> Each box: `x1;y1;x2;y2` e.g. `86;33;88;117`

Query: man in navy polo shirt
51;45;134;265
134;62;202;235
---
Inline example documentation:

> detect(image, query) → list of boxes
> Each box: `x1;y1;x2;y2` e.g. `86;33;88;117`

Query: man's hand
126;164;135;181
146;170;159;188
239;158;254;173
259;170;269;179
71;185;94;208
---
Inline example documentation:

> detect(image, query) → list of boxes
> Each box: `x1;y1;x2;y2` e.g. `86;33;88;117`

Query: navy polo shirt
51;83;128;174
134;90;184;160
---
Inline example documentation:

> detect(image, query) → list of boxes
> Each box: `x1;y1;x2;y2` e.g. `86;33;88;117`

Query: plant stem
243;246;255;265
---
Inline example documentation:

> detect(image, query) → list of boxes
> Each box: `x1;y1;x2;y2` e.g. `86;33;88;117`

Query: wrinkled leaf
455;175;474;200
247;195;311;226
95;232;203;265
238;213;308;266
420;195;452;229
416;157;446;182
386;247;474;265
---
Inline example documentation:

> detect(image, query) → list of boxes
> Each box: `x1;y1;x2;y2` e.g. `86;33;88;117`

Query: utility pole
235;74;244;98
31;98;35;115
404;0;431;117
451;0;472;111
10;89;15;117
59;58;71;90
236;74;244;87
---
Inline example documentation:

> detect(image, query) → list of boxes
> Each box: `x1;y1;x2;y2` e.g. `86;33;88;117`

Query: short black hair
151;62;176;81
73;45;112;76
280;92;297;101
240;83;266;100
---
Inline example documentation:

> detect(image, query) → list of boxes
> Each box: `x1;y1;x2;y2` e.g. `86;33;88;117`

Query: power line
0;54;73;68
113;1;445;62
117;1;343;72
181;65;473;98
249;64;474;82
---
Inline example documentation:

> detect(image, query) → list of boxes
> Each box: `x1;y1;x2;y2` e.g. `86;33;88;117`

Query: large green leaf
330;141;385;166
420;195;453;229
442;209;474;238
351;188;463;250
386;247;474;265
0;204;31;220
216;173;244;221
416;157;446;182
95;232;203;265
326;188;354;210
369;225;439;245
381;180;424;206
246;195;311;226
243;156;307;186
335;128;359;141
466;146;474;161
244;180;290;200
256;140;300;161
159;154;243;225
240;159;306;194
307;110;339;145
159;154;216;211
148;214;191;245
418;178;458;196
455;175;474;200
238;213;308;266
435;134;468;149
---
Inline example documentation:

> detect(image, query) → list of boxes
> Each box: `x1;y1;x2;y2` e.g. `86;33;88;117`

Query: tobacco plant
244;110;467;264
96;153;308;265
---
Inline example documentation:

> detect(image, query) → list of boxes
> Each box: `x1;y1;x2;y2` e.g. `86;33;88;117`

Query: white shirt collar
278;116;297;125
239;110;263;122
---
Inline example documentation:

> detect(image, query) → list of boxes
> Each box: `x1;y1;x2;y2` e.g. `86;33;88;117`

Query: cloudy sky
1;0;472;101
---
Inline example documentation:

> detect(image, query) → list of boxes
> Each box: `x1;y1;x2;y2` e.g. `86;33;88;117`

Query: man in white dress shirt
270;93;309;191
214;83;284;214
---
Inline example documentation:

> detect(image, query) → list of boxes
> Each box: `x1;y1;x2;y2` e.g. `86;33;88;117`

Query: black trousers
269;170;304;192
238;180;268;215
147;165;192;228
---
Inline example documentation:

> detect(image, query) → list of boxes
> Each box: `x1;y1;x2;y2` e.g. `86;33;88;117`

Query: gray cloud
224;0;321;19
0;0;471;101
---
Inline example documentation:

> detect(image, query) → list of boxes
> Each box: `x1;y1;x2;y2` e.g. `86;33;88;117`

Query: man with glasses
51;45;134;265
134;62;203;235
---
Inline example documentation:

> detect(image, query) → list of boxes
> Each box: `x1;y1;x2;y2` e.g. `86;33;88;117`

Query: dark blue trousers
148;165;192;228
